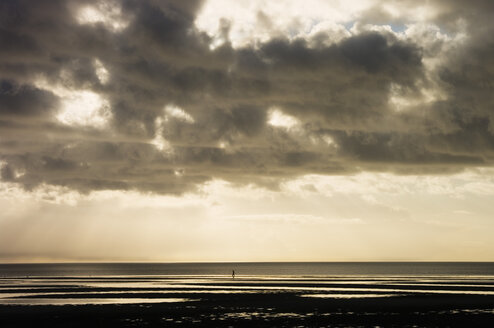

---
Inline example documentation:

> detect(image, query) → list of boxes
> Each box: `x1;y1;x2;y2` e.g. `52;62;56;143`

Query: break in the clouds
1;0;494;195
2;170;494;262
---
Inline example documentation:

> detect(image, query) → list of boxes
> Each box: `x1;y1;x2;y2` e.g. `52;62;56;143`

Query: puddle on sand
0;298;194;305
300;293;401;299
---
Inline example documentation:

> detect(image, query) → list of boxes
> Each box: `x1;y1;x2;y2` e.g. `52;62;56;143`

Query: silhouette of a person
232;269;235;279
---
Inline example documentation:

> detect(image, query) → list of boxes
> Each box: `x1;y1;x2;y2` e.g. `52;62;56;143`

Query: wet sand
1;276;494;327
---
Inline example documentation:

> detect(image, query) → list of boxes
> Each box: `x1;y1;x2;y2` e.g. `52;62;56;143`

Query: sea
2;262;494;277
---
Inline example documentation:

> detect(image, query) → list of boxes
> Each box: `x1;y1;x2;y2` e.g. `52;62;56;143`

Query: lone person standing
232;269;235;279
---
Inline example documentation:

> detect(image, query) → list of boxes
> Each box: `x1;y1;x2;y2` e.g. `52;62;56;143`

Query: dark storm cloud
1;0;494;194
0;80;59;119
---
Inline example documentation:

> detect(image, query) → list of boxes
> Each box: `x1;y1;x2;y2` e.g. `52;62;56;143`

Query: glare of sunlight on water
0;298;193;305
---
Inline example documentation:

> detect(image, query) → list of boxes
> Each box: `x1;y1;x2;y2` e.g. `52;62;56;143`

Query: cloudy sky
1;0;494;262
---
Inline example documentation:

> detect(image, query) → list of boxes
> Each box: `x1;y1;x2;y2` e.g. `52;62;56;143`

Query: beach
1;264;494;327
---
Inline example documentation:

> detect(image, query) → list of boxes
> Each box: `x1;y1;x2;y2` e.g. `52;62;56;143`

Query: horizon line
2;260;494;265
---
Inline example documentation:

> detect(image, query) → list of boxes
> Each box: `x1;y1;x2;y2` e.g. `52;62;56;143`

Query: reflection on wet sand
0;298;192;305
3;275;494;305
300;293;401;298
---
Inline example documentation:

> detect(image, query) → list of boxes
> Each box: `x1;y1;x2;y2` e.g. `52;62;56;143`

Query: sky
1;0;494;262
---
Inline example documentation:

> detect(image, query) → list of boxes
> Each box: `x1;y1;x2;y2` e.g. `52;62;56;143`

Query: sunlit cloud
56;90;111;128
224;213;364;225
75;1;129;32
165;104;195;123
268;107;299;129
34;78;111;128
94;59;110;84
388;83;446;112
195;0;374;47
151;116;172;152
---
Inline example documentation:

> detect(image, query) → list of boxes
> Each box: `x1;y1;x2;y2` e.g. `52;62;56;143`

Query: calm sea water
1;262;494;277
